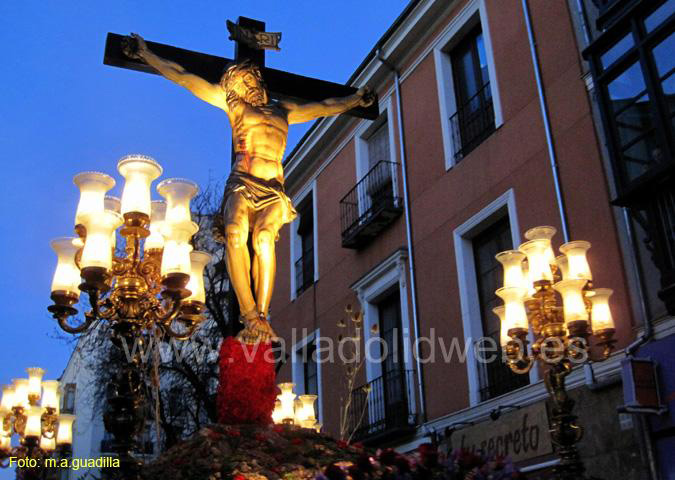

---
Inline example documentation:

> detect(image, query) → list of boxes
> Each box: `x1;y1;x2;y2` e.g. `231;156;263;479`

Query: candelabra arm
57;313;94;334
156;293;183;324
162;320;199;341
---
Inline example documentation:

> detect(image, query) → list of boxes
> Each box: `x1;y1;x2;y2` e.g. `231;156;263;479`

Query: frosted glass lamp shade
496;287;529;332
41;380;60;412
296;394;317;427
73;172;115;227
0;386;14;411
277;383;296;422
492;306;509;346
50;238;81;298
559;241;592;281
40;436;56;452
117;154;162;216
185;251;212;303
160;222;198;277
496;250;527;289
12;379;29;409
104;196;121;213
56;414;75;446
524;226;557;264
555;255;569;280
157;178;199;225
80;211;124;270
271;400;283;424
553;279;589;326
24;406;42;438
145;200;167;251
590;288;614;332
519;239;554;283
26;368;45;400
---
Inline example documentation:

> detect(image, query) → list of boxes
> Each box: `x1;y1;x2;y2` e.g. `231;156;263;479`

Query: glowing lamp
104;195;121;213
271;400;283;424
297;394;318;428
495;250;527;289
519;238;554;283
0;436;9;452
590;288;614;333
555;255;569;280
559;241;592;282
492;306;509;347
40;436;56;452
553;279;589;327
145;200;167;251
496;287;529;333
117;154;163;216
73;172;115;227
26;367;45;401
56;414;75;446
0;386;15;411
79;211;124;270
157;178;199;225
41;380;60;412
277;383;296;423
24;406;42;438
185;251;212;304
160;222;198;277
524;226;557;264
50;238;81;299
12;379;29;409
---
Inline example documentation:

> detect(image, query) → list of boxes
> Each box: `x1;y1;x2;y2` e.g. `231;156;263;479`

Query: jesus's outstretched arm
128;33;229;111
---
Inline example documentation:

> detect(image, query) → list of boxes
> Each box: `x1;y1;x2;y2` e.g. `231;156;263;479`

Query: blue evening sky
0;0;408;416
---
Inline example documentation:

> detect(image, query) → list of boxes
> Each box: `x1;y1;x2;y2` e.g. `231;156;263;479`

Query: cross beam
103;32;378;120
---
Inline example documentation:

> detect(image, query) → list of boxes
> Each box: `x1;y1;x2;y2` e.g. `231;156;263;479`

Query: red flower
337;440;349;449
217;338;277;425
233;475;247;480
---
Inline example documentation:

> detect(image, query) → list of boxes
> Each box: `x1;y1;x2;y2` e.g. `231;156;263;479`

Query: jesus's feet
237;313;278;344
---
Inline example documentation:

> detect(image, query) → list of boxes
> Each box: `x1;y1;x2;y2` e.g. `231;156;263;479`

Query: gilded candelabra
0;368;74;476
494;226;617;480
46;155;212;479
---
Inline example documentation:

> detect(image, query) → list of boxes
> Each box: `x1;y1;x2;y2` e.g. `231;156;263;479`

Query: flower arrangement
141;424;522;480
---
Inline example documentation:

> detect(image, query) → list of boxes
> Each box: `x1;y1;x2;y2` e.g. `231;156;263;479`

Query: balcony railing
450;82;495;161
294;249;314;296
347;370;417;444
340;161;403;249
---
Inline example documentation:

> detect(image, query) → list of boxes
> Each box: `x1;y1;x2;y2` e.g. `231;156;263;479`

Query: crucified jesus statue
128;34;375;343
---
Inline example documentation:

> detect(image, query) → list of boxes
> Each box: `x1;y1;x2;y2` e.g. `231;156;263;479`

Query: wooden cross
103;16;378;120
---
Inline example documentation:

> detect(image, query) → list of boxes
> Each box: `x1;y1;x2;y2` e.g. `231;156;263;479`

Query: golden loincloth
213;171;297;243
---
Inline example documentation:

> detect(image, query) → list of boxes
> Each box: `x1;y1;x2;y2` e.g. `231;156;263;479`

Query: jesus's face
235;71;268;107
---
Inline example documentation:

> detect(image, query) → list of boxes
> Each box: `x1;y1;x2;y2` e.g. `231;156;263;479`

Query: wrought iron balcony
450;82;495;161
294;249;314;296
340;161;402;249
347;369;417;444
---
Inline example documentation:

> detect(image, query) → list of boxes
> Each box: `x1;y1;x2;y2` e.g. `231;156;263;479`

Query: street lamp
495;226;616;480
46;154;211;478
0;369;73;468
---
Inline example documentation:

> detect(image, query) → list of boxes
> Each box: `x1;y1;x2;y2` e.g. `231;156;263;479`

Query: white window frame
353;98;400;217
289;180;318;301
352;249;417;418
292;328;323;423
453;189;538;406
433;0;503;171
